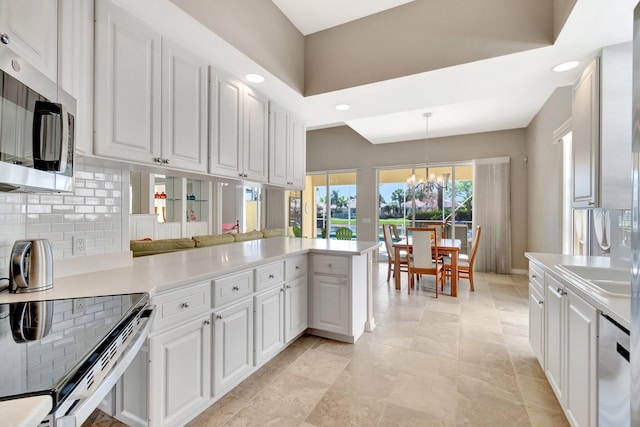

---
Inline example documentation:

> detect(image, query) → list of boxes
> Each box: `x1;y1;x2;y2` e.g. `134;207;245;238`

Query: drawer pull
233;286;240;291
203;319;211;325
269;274;275;279
181;302;190;308
327;263;332;268
538;300;544;305
216;314;223;320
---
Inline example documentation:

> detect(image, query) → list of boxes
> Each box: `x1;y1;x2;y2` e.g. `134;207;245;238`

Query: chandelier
406;112;450;192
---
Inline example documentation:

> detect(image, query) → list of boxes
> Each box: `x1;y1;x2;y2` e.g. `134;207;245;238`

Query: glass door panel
311;174;328;238
379;168;413;248
328;172;356;239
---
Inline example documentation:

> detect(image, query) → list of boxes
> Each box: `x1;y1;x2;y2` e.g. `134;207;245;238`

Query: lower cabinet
311;275;349;335
284;276;308;342
213;298;254;395
528;262;545;367
544;273;598;427
148;315;211;427
254;286;285;365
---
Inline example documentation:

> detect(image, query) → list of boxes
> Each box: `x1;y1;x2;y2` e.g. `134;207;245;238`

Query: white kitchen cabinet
309;254;367;342
528;262;545;367
544;273;598;427
160;39;208;172
94;0;161;165
210;69;268;183
311;274;350;335
213;298;254;396
148;314;211;427
114;343;148;427
0;0;57;81
572;57;599;208
254;286;285;365
94;1;207;173
268;102;306;189
284;276;308;342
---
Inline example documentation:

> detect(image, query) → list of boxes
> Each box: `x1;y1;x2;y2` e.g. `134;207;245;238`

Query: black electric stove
0;293;149;412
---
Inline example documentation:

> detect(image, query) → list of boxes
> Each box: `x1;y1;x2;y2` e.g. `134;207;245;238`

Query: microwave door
32;100;68;172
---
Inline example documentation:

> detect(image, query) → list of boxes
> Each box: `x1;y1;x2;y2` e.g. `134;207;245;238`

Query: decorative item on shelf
187;210;197;222
187;194;196;200
235;219;241;233
160;192;167;199
154;192;160;199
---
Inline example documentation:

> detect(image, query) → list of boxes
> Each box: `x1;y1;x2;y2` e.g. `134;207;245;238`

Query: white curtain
473;157;511;274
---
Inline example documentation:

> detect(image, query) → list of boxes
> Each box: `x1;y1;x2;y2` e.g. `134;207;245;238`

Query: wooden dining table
393;238;462;297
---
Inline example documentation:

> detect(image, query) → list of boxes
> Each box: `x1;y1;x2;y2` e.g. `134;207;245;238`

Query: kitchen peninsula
0;237;380;427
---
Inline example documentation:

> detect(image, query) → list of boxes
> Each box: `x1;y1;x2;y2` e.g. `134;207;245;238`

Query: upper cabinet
94;0;208;173
268;102;306;189
572;43;632;209
0;0;58;81
572;58;600;208
210;69;269;183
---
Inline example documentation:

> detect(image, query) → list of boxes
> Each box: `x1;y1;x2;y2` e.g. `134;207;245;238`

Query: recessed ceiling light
335;104;350;111
552;61;580;72
245;73;265;83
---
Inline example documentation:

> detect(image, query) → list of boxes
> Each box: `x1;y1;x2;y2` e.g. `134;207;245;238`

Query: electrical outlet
72;235;86;255
73;298;85;313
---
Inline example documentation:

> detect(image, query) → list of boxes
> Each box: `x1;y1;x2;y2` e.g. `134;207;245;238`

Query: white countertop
525;252;630;329
0;237;380;304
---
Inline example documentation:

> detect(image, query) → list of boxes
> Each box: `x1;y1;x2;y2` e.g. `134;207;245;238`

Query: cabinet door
149;315;211;427
115;344;148;427
94;1;161;164
289;114;306;188
0;0;57;80
213;298;253;395
285;276;308;342
161;39;208;172
572;58;600;207
209;71;243;179
544;275;564;402
242;86;268;182
528;285;544;367
311;275;349;335
565;289;598;427
268;102;289;186
254;287;284;365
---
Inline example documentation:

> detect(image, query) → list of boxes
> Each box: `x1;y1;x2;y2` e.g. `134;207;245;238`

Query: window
307;172;357;239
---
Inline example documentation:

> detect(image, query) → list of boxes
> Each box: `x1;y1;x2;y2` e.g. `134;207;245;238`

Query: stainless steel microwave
0;45;76;193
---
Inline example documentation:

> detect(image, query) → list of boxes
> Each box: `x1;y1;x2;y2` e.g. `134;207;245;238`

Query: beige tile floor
84;263;569;427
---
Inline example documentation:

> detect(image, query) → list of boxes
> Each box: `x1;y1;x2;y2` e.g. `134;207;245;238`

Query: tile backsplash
0;156;130;278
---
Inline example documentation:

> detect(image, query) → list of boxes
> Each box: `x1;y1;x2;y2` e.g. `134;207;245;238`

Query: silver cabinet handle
531;274;537;278
280;288;285;292
203;319;211;325
233;285;240;291
286;285;291;289
295;266;300;270
588;202;595;206
181;302;190;308
163;158;170;164
327;263;332;268
538;300;544;305
0;33;9;45
269;274;275;279
216;314;223;320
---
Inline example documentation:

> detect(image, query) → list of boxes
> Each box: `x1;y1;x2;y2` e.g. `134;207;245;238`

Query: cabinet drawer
254;262;284;292
153;281;211;331
213;271;254;308
529;262;544;292
285;256;307;280
313;255;349;276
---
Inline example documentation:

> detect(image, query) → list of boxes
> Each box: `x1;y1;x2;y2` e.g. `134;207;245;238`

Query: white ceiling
271;0;415;35
275;0;636;144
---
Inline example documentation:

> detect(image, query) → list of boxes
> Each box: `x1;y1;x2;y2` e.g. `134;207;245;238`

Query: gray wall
526;86;573;253
170;0;305;94
306;126;529;271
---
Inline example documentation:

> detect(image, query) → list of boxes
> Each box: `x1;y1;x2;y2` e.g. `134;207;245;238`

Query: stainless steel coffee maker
9;239;54;293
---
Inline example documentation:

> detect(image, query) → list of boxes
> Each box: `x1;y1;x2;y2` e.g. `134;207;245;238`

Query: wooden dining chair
382;224;408;282
406;227;444;297
445;225;481;291
389;224;401;241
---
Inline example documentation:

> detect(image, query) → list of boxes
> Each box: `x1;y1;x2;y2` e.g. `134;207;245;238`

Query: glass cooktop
0;293;147;405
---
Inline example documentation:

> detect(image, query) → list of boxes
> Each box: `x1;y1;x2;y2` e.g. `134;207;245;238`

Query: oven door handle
55;308;155;427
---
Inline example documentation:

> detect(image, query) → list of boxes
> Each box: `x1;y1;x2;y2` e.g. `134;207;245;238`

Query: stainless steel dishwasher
598;313;630;427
